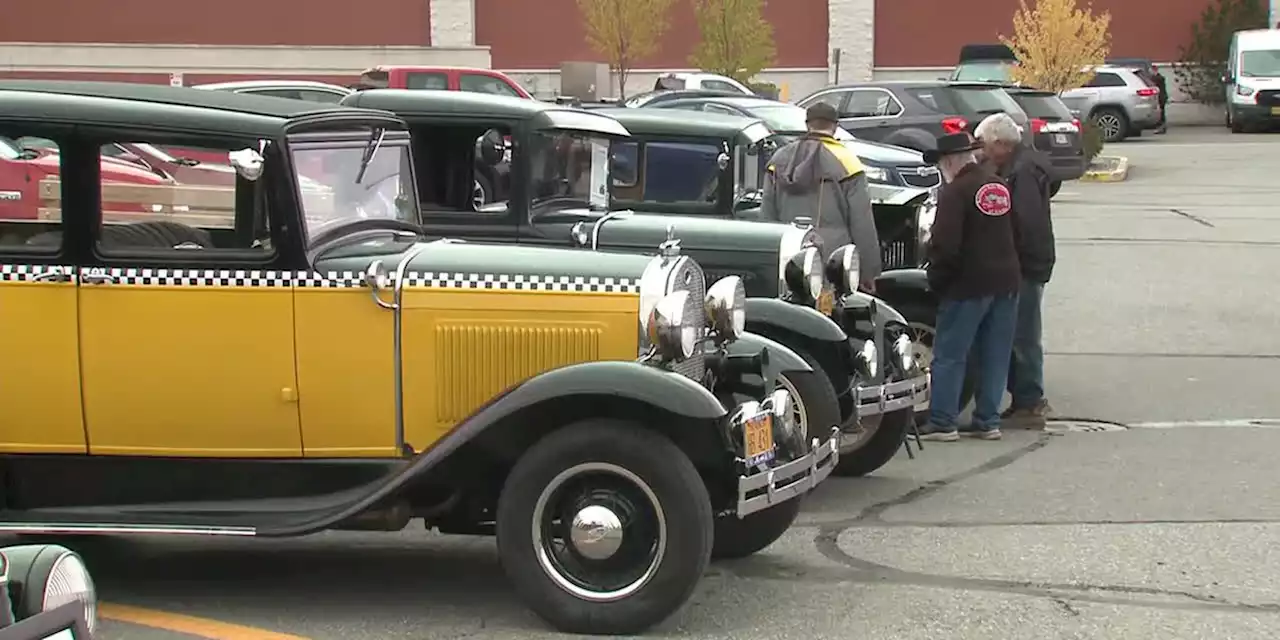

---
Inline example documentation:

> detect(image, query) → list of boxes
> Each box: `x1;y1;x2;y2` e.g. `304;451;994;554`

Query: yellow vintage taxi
0;81;841;634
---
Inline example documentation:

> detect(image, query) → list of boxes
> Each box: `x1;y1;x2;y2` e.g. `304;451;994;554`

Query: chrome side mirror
570;221;590;247
228;148;264;182
716;152;730;170
364;260;391;290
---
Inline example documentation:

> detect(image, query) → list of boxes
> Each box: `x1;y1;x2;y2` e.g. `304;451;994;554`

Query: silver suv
1059;65;1161;142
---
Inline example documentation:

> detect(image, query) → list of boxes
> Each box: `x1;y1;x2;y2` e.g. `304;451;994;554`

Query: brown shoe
1000;400;1050;430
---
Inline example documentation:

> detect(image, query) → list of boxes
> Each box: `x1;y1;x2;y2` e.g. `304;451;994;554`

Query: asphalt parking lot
10;126;1280;640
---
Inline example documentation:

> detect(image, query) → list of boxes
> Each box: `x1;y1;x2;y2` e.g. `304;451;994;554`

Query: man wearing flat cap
761;102;882;292
918;133;1021;442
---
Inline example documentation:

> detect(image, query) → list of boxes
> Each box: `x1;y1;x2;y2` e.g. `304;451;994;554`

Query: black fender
745;298;847;343
873;268;938;328
264;361;727;537
838;291;908;339
725;332;813;374
881;128;939;153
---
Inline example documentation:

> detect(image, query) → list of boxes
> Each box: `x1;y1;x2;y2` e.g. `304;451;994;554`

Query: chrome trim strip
0;523;256;536
589;209;631;250
736;427;840;518
855;373;931;416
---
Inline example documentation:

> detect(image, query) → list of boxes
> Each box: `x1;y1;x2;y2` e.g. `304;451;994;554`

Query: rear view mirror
478;129;505;166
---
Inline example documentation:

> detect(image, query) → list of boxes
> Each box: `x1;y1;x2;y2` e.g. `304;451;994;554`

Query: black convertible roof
0;80;397;138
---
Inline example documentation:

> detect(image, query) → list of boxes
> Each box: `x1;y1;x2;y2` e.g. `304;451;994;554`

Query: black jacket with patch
998;146;1056;284
926;162;1021;300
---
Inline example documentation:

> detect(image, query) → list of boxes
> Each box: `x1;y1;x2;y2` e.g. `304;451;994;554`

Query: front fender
725;332;813;374
745;298;848;343
874;268;937;325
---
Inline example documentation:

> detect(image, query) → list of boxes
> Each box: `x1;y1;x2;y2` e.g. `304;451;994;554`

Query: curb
1079;155;1130;183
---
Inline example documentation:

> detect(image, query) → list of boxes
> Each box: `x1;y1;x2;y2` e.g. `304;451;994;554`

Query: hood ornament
658;224;682;258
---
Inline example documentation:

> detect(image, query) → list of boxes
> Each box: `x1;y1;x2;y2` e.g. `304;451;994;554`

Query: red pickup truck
355;66;532;99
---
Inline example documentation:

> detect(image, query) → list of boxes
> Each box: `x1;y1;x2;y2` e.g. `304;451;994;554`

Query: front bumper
1232;102;1280;124
853;371;930;417
736;427;840;517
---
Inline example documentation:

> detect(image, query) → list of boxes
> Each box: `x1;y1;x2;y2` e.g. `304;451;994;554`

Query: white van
1225;28;1280;132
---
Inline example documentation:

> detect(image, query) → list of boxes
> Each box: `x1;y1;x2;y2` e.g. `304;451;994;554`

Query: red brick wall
0;0;431;46
476;0;828;69
874;0;1214;67
0;71;357;86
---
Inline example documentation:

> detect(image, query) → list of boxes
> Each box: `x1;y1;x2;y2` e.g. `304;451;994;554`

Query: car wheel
1230;109;1246;133
711;496;802;560
1225;107;1232;128
496;419;712;635
1091;108;1128;143
774;347;842;456
1049;180;1062;198
473;174;493;209
905;321;935;424
835;407;914;477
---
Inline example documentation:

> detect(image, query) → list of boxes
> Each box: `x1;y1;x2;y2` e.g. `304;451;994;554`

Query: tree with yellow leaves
1000;0;1112;92
688;0;777;84
576;0;674;99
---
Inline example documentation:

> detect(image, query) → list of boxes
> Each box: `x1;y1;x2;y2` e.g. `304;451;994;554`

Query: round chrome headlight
893;333;915;373
785;246;824;300
0;544;97;634
859;339;879;379
648;289;698;361
705;275;746;340
825;244;861;294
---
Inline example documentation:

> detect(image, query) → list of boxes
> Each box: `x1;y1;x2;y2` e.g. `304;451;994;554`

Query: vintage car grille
899;167;941;188
433;324;602;423
671;260;707;382
1257;90;1280;107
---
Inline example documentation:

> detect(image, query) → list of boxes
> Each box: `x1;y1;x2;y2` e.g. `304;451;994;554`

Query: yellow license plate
1272;106;1280;115
744;413;776;465
817;289;834;316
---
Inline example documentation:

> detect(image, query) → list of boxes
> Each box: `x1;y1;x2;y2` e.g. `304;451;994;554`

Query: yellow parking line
100;603;311;640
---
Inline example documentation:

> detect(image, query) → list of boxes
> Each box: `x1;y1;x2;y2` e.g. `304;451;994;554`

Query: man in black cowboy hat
761;102;882;291
918;132;1022;442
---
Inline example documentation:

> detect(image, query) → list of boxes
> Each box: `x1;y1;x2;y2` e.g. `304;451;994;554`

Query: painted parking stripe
1127;418;1280;429
100;603;310;640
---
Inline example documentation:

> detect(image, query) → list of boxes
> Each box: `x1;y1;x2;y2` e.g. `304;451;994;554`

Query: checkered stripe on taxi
400;272;640;293
0;264;75;282
78;267;292;287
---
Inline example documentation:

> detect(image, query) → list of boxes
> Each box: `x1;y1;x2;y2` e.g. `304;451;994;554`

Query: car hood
1240;75;1280;85
587;209;790;256
868;183;935;207
315;235;656;285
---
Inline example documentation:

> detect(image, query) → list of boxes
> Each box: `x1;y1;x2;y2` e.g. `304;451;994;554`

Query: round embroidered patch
975;182;1012;216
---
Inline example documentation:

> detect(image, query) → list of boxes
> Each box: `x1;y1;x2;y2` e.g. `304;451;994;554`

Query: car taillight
941;116;968;134
1136;87;1158;97
1030;118;1047;133
1071;118;1081;130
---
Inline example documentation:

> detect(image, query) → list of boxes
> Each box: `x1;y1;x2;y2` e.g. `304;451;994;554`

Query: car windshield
0;137;19;160
1013;93;1074;120
954;61;1015;82
528;130;612;213
1241;49;1280;77
290;134;418;240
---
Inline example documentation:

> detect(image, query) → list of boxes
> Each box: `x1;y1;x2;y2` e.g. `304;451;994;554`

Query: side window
405;73;449;90
248;89;304;101
295;90;348;104
806;91;847;113
412;123;514;215
702;103;740;116
1085;72;1125;87
610;141;640;187
844;90;899;117
94;136;274;256
459;74;520;97
639;141;722;204
702;80;742;93
0;131;63;251
905;87;952;113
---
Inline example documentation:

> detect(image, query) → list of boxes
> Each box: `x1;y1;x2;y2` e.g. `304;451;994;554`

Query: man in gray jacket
760;102;882;290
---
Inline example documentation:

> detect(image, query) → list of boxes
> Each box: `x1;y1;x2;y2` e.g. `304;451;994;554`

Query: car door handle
81;272;117;285
31;270;72;283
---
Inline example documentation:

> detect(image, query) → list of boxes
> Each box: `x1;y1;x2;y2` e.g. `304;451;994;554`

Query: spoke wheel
907;322;935;418
533;463;666;602
472;179;487;209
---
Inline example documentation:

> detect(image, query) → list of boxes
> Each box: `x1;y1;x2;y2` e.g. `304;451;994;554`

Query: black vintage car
342;89;923;476
593;106;942;422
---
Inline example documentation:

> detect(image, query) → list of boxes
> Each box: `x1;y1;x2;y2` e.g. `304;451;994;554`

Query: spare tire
100;220;213;249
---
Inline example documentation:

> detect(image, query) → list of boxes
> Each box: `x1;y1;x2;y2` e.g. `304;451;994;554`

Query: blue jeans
1008;280;1046;409
928;293;1019;431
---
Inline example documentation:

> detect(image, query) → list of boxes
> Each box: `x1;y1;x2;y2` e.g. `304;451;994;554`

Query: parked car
0;544;98;637
596;106;939;424
0;79;840;635
1224;28;1280;133
355;65;533;98
195;79;511;206
796;81;1031;152
949;43;1018;83
652;72;756;95
1002;87;1086;195
341;89;924;476
1059;65;1162;142
620;88;747;108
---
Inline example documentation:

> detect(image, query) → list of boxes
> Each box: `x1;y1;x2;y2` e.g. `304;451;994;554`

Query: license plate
1053;133;1069;145
744;413;776;466
1271;106;1280;115
817;289;834;316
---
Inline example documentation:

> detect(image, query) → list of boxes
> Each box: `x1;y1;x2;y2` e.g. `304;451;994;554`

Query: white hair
939;152;978;182
975;112;1023;144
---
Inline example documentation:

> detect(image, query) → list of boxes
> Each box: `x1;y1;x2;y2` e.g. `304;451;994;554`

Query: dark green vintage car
594;107;944;422
342;89;924;476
